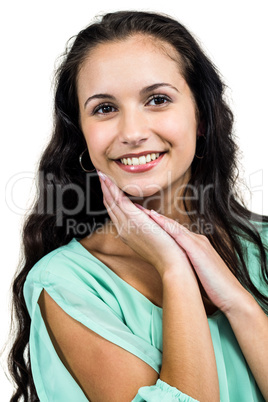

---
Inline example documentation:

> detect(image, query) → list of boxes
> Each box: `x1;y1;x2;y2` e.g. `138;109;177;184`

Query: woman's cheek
154;114;188;143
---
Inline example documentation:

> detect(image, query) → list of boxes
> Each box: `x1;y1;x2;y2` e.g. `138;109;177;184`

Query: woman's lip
115;152;166;173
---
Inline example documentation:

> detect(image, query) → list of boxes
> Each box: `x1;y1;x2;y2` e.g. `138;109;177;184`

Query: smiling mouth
118;152;165;166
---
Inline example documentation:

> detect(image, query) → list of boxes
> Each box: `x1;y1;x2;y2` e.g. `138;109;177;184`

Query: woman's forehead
77;35;184;93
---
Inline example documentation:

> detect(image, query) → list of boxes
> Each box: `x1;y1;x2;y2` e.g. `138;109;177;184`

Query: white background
1;0;267;398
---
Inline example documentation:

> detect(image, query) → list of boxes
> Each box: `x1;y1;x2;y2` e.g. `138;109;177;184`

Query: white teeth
132;157;139;165
139;156;146;164
120;152;161;166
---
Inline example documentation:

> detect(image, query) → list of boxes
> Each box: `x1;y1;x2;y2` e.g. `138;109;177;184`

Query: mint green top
24;223;268;401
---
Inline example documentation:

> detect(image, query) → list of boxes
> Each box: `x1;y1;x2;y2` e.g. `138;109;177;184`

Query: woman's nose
118;110;149;145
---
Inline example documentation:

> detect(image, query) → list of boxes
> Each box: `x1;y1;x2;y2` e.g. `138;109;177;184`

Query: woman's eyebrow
84;94;116;109
84;83;179;109
140;82;179;96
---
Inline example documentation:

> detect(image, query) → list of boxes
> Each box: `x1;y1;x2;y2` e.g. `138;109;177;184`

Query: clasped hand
98;171;250;316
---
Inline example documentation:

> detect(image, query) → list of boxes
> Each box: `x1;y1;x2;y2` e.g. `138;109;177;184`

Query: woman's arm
98;174;220;401
159;269;219;401
147;209;268;400
38;289;159;402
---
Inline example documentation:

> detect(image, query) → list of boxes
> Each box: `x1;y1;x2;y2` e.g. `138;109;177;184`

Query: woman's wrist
223;288;259;322
161;267;201;300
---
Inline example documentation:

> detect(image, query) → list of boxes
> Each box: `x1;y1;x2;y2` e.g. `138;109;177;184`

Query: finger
133;205;188;239
98;172;142;216
99;177;117;213
134;203;151;216
103;196;118;224
149;210;186;234
101;177;168;243
98;172;123;204
100;176;145;236
100;178;126;222
149;210;197;248
149;211;213;270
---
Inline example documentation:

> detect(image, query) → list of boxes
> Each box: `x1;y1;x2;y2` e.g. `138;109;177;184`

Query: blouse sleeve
24;245;198;401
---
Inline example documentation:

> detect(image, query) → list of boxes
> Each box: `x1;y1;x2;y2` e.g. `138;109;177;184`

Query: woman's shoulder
239;219;268;249
23;235;132;319
252;219;268;239
24;237;111;289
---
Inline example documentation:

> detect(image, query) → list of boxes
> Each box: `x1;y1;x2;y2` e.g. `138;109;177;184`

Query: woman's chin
122;187;162;199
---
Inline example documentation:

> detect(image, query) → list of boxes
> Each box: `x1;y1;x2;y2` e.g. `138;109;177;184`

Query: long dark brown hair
8;10;268;401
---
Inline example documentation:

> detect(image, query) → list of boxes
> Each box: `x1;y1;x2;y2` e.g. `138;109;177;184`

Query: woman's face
77;35;198;198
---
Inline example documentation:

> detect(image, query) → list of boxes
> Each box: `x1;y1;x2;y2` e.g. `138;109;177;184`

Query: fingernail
97;170;106;181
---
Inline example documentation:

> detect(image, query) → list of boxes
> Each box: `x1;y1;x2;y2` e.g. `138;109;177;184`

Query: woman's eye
147;95;171;106
93;104;117;115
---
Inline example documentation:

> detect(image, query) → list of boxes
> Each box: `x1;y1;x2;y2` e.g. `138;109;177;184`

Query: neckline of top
71;238;163;311
70;238;223;320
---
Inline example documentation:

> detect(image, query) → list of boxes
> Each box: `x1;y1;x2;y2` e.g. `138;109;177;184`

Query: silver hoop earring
79;148;96;173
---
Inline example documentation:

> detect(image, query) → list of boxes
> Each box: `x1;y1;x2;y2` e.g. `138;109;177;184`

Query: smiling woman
9;10;268;402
